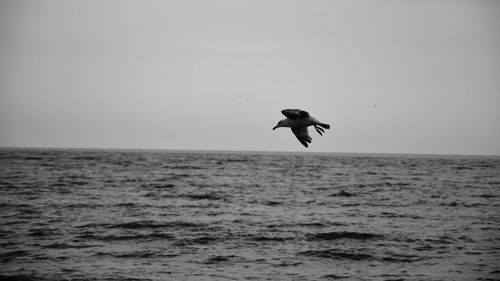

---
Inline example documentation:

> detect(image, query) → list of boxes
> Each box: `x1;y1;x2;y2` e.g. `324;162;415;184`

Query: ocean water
0;149;499;281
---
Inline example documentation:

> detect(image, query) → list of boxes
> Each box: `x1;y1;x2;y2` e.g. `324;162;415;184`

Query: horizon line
1;145;499;158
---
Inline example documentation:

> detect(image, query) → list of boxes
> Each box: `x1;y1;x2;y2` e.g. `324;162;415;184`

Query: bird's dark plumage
281;109;310;119
273;108;331;148
292;127;312;147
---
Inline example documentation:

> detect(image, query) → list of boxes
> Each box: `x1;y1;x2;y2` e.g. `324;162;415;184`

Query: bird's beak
272;125;278;130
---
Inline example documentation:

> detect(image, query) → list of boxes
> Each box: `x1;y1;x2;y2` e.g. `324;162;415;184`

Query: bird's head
273;119;288;130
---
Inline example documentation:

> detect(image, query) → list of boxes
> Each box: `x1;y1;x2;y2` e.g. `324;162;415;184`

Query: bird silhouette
273;109;330;147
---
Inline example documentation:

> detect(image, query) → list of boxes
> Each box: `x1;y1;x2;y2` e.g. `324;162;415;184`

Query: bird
273;109;330;148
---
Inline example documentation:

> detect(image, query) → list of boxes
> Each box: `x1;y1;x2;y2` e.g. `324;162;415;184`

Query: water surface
1;149;499;280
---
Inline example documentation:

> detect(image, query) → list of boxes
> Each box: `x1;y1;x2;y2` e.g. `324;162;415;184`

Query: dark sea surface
1;149;499;281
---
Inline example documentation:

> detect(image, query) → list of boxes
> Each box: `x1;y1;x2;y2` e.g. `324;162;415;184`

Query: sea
0;148;499;281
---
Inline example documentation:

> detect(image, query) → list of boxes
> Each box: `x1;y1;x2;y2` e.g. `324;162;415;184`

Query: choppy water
1;149;499;281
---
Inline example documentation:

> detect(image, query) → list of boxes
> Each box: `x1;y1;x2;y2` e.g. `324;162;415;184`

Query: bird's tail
318;123;330;129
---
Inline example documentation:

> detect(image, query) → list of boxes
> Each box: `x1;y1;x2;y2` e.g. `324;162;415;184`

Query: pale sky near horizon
1;0;499;155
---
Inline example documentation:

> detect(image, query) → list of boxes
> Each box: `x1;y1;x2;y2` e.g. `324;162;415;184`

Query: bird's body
273;109;330;147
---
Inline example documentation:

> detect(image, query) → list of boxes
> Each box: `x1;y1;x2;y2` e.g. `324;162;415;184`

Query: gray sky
1;0;499;155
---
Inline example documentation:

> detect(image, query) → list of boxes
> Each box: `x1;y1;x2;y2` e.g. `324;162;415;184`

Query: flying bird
273;109;330;148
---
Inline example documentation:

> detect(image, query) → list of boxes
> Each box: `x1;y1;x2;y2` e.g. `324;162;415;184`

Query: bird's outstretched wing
282;109;309;120
292;127;312;148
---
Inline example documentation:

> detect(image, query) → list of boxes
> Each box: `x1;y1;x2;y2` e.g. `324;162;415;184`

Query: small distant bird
273;109;330;148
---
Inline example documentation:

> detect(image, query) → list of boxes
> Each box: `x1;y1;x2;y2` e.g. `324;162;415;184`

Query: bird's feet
314;125;324;135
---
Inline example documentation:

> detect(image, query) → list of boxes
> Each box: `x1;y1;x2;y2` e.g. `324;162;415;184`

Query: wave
272;261;303;267
263;201;282;206
141;183;175;189
251;236;294;242
100;276;154;281
27;228;61;237
299;249;373;261
202;255;248;265
93;250;167;259
169;165;204;170
173;236;218;246
0;275;42;281
380;253;425;263
0;250;30;262
41;243;99;249
377;212;423;219
106;220;206;229
477;194;496;198
77;233;175;242
299;249;424;263
266;221;347;228
23;157;43;161
225;158;251;163
321;274;350;279
330;190;355;197
307;231;384;241
113;203;137;207
182;193;225;201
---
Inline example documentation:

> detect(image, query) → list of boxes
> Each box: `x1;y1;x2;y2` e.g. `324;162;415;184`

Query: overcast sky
1;0;499;155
